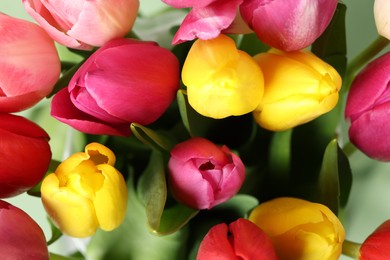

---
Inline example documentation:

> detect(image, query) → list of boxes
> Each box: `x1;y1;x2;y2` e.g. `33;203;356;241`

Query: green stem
342;141;357;157
344;36;389;92
342;239;362;259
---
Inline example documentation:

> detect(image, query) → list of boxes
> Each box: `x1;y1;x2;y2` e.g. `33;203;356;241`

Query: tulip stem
344;36;389;91
342;239;361;259
342;141;357;157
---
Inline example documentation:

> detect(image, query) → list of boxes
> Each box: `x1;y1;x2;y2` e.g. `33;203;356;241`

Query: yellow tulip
249;197;345;260
253;49;342;131
41;143;127;238
182;34;264;119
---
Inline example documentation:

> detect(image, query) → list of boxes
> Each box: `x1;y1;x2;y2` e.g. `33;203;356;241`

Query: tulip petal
360;220;390;259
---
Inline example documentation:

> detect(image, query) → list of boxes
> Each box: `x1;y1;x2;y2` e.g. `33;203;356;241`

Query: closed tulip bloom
182;34;264;119
0;114;51;198
0;13;60;113
345;52;390;161
360;220;390;259
51;38;180;136
23;0;139;50
253;49;341;131
40;143;127;238
240;0;338;51
374;0;390;40
197;218;278;260
249;197;345;260
168;137;245;210
0;200;49;260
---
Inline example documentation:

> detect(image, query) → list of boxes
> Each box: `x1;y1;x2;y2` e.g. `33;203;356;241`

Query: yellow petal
93;164;128;231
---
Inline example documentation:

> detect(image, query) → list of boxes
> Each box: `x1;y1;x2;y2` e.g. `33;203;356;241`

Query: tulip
182;34;264;119
197;218;278;260
0;114;51;198
240;0;338;51
51;38;180;136
0;200;49;260
359;220;390;259
249;197;345;260
0;13;60;113
23;0;139;50
345;52;390;161
374;0;390;40
252;48;342;131
168;137;245;210
40;142;127;238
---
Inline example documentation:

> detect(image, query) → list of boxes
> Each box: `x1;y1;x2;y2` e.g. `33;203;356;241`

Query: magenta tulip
0;13;60;113
168;137;245;210
0;200;49;260
51;38;180;136
360;220;390;259
197;218;278;260
240;0;338;51
345;52;390;161
0;114;51;198
23;0;139;50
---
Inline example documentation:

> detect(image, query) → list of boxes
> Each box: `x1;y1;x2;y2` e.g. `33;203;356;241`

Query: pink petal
162;0;217;8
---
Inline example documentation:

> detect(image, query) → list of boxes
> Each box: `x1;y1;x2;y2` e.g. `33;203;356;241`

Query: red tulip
168;137;245;210
0;200;49;260
197;218;278;260
345;52;390;161
360;220;390;259
51;38;180;136
0;13;60;113
0;114;51;198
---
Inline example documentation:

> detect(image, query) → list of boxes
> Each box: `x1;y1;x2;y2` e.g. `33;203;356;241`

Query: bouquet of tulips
1;0;390;259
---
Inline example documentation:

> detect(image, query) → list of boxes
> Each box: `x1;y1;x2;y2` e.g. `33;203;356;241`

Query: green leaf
214;194;259;218
268;130;292;186
137;150;168;232
317;139;353;214
49;253;83;260
130;123;175;152
87;175;189;260
238;33;270;56
155;204;199;235
46;217;63;246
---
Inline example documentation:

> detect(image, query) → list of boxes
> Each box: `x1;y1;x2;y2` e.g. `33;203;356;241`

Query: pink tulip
22;0;139;50
360;220;390;259
345;52;390;161
0;200;49;260
197;218;278;260
0;114;51;198
168;137;245;210
51;38;180;136
0;13;60;113
162;0;243;45
240;0;338;51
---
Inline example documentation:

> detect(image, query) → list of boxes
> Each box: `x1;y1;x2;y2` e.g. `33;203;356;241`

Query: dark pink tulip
0;200;49;260
168;137;245;210
240;0;338;51
23;0;139;50
0;114;51;198
51;38;180;136
197;218;278;260
360;220;390;259
345;52;390;161
0;13;60;113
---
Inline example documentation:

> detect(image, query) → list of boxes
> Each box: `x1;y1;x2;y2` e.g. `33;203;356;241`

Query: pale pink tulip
0;13;60;113
374;0;390;40
23;0;139;50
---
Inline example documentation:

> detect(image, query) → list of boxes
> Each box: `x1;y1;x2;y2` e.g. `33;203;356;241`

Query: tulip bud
249;197;345;260
23;0;139;50
40;143;127;238
374;0;390;40
0;13;60;113
359;220;390;259
253;48;342;131
240;0;338;51
182;34;264;119
345;52;390;161
168;137;245;210
0;200;49;260
0;114;51;198
197;218;278;260
51;38;180;136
